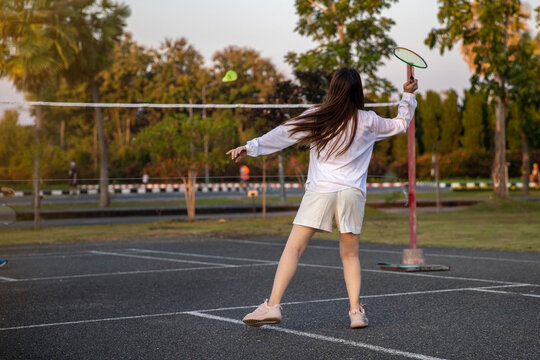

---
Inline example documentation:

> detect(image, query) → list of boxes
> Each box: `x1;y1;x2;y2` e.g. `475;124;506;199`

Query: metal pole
407;65;417;250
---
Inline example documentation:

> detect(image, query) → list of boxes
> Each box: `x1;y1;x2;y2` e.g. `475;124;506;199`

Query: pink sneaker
349;304;368;328
242;299;282;327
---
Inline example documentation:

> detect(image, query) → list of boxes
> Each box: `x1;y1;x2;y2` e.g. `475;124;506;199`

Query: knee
340;242;359;260
340;248;358;260
285;243;306;258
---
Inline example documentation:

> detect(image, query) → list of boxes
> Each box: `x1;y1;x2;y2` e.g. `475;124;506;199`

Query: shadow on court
0;236;539;359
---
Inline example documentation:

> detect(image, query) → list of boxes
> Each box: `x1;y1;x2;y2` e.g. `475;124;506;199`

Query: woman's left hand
226;146;247;163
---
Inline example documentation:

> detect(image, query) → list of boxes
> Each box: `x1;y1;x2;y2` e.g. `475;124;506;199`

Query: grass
11;190;540;212
1;197;539;252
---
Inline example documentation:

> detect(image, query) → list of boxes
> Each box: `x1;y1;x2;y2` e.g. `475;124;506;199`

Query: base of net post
402;248;425;265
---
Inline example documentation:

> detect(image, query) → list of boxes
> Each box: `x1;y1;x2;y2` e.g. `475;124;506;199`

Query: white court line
128;248;275;263
0;276;18;282
90;250;234;267
469;288;540;298
6;247;536;287
0;284;530;332
220;238;540;264
295;262;539;287
0;311;187;331
186;311;447;360
117;244;539;287
6;262;278;282
107;246;540;287
194;284;531;313
0;251;97;259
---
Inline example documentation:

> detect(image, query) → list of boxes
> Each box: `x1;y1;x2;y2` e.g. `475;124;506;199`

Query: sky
1;0;539;125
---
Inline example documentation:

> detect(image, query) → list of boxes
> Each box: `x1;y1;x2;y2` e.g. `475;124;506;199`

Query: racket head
393;47;428;69
0;204;16;225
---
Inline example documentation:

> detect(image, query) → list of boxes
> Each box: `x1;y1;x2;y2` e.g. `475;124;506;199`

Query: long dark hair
288;67;365;158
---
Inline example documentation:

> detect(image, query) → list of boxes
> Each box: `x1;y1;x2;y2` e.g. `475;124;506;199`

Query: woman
227;67;418;328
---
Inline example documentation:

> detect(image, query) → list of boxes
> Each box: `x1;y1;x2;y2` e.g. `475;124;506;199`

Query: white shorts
293;188;366;234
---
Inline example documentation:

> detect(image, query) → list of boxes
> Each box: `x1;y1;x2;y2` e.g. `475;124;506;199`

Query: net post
403;65;425;265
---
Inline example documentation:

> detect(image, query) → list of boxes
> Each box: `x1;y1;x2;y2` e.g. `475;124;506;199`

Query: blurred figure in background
68;161;79;196
240;165;250;192
530;163;539;187
142;171;149;186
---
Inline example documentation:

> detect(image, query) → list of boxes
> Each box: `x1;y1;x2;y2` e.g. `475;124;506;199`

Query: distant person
227;67;418;329
142;171;149;186
240;165;250;192
0;186;14;268
530;163;539;186
68;161;79;196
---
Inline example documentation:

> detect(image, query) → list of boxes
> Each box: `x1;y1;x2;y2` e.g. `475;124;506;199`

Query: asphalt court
0;236;539;359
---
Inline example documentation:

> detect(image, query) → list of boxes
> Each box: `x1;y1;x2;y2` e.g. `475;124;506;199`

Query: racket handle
409;75;414;83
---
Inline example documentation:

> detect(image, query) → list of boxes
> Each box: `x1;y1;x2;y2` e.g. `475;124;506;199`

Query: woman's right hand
226;145;247;163
0;187;15;197
403;79;418;94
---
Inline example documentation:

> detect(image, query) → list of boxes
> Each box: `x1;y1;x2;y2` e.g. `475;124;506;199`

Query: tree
66;0;130;207
286;0;397;95
149;38;208;220
438;90;461;154
508;30;540;194
0;110;32;180
0;0;78;229
211;46;283;198
418;91;442;155
461;89;492;156
247;80;306;211
426;0;530;196
100;33;153;147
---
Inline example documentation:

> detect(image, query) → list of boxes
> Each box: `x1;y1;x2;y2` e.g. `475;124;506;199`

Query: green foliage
461;90;488;153
1;1;538;185
0;110;33;180
426;0;525;96
0;0;78;94
439;90;461;154
287;0;397;95
65;0;130;84
418;91;442;154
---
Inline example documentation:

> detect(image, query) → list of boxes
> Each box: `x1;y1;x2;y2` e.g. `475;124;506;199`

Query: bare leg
267;225;316;306
339;232;361;311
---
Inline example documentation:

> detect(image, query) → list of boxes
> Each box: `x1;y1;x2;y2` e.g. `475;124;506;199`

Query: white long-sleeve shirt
245;93;417;194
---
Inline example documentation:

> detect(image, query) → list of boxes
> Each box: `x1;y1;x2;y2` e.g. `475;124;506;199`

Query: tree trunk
91;79;110;207
521;131;530;196
432;147;441;212
188;99;194;164
492;94;508;197
32;103;43;230
184;170;196;221
93;121;98;174
114;108;123;146
278;152;286;204
492;7;510;198
60;120;65;149
186;101;196;220
204;134;209;186
125;114;132;145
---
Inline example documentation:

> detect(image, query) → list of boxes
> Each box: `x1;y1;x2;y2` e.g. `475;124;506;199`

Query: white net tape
0;101;399;109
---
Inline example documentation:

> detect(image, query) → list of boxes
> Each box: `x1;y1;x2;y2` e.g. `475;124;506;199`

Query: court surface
1;236;539;359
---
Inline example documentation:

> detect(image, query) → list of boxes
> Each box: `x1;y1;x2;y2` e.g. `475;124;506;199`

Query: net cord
0;101;399;109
